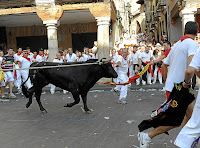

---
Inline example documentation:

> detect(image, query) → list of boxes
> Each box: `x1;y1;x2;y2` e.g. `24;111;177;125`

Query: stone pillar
96;17;110;60
43;20;60;62
179;9;195;35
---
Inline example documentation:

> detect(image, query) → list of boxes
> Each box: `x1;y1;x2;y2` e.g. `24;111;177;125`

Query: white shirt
164;39;199;92
66;53;77;62
82;54;89;61
77;57;85;62
36;54;43;62
53;58;63;63
130;51;141;65
92;46;98;59
88;53;96;59
43;54;48;61
19;56;31;72
116;56;129;74
28;54;33;62
139;50;153;63
14;53;22;61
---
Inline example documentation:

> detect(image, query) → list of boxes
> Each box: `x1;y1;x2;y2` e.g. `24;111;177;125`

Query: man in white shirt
138;45;153;85
27;47;33;61
174;48;200;148
92;41;98;59
113;48;129;104
130;45;141;85
36;49;44;62
88;48;96;59
82;47;90;61
14;47;23;94
138;21;199;148
18;50;32;89
65;48;77;62
50;52;67;94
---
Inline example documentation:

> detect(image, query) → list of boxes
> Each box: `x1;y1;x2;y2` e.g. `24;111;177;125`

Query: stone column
43;20;60;62
179;9;195;35
96;17;110;60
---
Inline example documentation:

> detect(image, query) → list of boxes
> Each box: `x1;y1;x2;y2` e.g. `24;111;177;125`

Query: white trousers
19;70;32;89
153;65;162;84
14;65;22;89
174;88;200;148
114;73;128;100
50;84;56;92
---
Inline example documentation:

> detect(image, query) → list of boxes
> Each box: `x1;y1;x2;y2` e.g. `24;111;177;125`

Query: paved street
0;84;198;148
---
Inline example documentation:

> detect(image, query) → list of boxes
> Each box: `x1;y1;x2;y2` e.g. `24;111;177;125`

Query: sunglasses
24;53;28;54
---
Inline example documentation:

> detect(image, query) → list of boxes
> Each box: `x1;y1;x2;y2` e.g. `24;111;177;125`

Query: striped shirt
3;54;15;70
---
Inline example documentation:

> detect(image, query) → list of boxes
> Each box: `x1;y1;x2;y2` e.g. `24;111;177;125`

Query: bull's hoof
64;103;73;107
41;109;47;113
85;110;92;114
26;103;31;108
81;107;93;114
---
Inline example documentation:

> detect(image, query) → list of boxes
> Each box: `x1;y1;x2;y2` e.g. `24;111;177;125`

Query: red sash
144;61;153;76
22;56;31;62
158;67;162;73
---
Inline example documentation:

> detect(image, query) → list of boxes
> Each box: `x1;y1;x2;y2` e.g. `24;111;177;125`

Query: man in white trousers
14;47;23;94
18;50;32;89
174;47;200;148
130;45;141;85
114;48;129;104
50;52;67;94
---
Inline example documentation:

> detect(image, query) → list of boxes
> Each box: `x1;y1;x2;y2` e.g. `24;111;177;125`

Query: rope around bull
0;62;100;71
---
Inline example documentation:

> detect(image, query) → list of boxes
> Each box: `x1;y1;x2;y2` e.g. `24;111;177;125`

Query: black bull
22;59;118;113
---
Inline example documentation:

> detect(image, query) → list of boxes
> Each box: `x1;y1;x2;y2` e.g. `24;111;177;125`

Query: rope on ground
104;64;150;86
0;62;100;71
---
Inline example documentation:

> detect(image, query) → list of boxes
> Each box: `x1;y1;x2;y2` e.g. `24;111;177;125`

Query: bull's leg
35;88;47;113
81;93;92;114
26;87;35;108
64;93;80;107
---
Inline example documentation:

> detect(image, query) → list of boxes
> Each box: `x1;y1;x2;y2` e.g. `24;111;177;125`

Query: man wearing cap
17;50;32;89
36;49;44;62
14;47;23;94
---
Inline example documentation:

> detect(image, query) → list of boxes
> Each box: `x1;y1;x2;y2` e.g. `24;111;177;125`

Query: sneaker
50;91;55;94
136;82;140;85
63;90;68;94
9;93;16;99
41;91;46;95
15;89;22;94
121;100;127;104
112;88;120;96
152;81;156;84
117;100;122;104
138;132;151;148
147;82;152;85
1;96;9;99
142;81;146;85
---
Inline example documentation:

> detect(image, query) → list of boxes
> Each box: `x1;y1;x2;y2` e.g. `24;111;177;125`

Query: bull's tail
21;76;30;98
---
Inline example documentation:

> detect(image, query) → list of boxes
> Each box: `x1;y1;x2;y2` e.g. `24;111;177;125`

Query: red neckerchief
33;56;36;59
133;51;136;54
38;54;43;57
123;56;127;60
17;53;22;56
22;56;31;62
181;36;194;42
118;53;122;56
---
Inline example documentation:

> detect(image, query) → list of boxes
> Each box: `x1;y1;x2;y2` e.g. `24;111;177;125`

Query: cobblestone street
0;84;198;148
